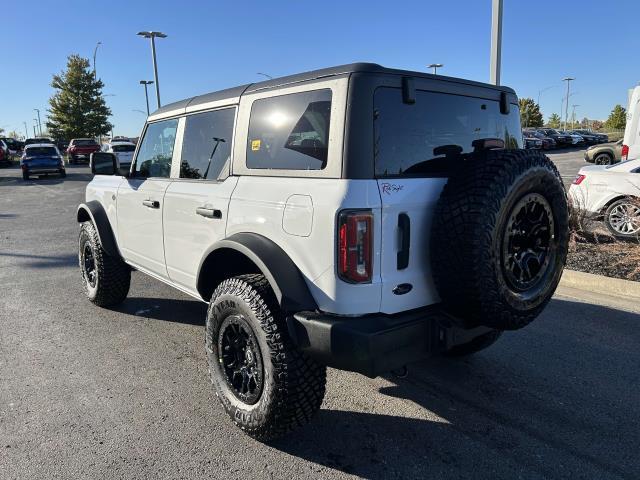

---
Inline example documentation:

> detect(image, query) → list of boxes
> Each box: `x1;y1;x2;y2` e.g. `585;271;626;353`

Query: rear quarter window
373;88;521;177
246;89;332;170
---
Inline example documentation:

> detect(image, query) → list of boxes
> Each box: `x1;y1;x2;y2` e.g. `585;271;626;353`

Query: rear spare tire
431;149;568;330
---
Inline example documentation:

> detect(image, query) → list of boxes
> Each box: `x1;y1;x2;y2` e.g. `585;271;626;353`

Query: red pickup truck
67;138;101;164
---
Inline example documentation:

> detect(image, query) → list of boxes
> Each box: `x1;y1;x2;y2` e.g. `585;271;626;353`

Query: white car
569;158;640;238
102;141;136;173
76;63;569;440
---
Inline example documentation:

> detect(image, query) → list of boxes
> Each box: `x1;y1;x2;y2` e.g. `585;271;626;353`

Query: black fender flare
196;233;318;312
76;201;120;258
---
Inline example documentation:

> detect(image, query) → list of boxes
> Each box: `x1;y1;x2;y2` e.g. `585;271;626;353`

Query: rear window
112;144;136;152
374;88;522;177
26;147;57;156
246;89;332;170
73;139;98;146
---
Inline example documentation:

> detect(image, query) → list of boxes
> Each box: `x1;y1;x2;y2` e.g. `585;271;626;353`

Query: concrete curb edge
560;269;640;300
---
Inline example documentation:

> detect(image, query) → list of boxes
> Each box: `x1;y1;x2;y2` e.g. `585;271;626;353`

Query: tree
547;113;561;129
518;98;544;127
46;54;112;140
605;104;627;130
7;130;22;139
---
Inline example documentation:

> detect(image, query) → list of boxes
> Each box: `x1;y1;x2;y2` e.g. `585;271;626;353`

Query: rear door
163;106;238;293
373;87;522;314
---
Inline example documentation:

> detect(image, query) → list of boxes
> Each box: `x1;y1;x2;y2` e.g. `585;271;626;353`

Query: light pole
23;121;28;139
256;72;272;80
562;77;575;131
132;109;148;115
537;85;556;106
571;104;580;129
34;108;42;136
93;41;102;78
490;0;503;85
139;80;154;115
137;31;167;109
427;63;443;75
32;120;38;137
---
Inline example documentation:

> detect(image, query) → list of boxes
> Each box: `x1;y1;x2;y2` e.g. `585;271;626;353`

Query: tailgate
376;178;446;314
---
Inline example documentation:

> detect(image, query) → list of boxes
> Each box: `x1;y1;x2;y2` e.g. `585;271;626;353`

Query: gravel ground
567;240;640;282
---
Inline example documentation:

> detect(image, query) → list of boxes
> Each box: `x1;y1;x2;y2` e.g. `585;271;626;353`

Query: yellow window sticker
251;140;261;151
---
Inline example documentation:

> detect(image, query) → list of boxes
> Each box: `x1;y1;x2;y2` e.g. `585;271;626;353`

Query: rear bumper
23;166;64;173
287;307;492;377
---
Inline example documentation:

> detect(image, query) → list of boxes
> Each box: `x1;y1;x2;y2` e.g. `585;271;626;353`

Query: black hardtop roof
150;62;516;117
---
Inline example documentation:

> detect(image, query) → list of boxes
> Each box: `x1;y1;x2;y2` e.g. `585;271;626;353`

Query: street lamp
256;72;272;80
93;41;102;78
427;63;443;75
571;104;580;129
137;31;167;109
23;122;28;139
33;119;38;137
562;77;575;131
34;108;42;136
139;80;154;115
490;0;503;85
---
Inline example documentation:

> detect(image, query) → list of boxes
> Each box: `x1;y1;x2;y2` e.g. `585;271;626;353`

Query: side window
246;89;332;170
180;107;235;180
134;119;178;178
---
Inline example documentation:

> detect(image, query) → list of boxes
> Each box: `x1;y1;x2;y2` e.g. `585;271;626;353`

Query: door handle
142;199;160;209
196;207;222;219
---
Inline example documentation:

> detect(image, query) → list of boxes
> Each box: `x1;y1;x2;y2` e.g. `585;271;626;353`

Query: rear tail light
573;174;586;185
338;210;373;283
622;144;629;161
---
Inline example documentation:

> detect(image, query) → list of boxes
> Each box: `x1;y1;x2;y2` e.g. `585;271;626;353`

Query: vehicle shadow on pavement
0;251;78;268
271;298;640;480
114;297;207;326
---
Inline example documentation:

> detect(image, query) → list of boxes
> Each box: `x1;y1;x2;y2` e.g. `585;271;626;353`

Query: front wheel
206;274;326;440
594;153;613;165
78;222;130;306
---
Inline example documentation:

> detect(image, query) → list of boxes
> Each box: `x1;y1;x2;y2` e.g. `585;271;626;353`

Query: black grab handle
397;213;410;270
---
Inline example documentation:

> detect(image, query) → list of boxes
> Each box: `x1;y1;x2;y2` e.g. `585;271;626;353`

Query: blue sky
1;0;638;137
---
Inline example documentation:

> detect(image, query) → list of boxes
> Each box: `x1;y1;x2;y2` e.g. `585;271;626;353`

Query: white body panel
163;177;239;292
85;175;125;248
569;159;640;214
624;86;640;160
227;177;384;315
376;178;447;313
116;178;172;277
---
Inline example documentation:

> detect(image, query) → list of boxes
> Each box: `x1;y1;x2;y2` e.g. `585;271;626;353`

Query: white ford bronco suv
78;63;569;440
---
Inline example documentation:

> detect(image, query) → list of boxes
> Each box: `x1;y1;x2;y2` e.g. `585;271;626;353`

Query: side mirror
90;152;119;175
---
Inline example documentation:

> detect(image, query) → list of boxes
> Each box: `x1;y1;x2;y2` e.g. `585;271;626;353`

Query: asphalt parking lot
1;153;639;480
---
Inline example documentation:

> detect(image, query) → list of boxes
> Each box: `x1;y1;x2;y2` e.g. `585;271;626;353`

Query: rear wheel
206;274;326;440
431;149;569;330
604;198;640;239
78;221;130;307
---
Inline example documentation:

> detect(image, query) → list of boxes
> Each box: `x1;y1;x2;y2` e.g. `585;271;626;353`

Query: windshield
112;144;136;152
26;147;57;156
73;139;98;146
374;88;522;177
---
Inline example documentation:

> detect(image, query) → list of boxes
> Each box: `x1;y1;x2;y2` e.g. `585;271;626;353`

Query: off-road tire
78;221;130;307
60;170;66;178
444;330;502;357
206;274;326;441
431;149;569;330
22;171;29;180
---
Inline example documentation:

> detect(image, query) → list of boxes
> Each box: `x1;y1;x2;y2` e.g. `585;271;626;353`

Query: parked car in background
584;139;624;165
524;129;556;150
20;144;66;180
0;140;10;165
102;141;136;174
56;139;69;154
0;137;22;155
559;130;585;145
24;137;54;147
67;138;100;164
570;158;640;238
538;128;573;147
111;136;131;143
573;129;608;144
523;131;543;149
569;130;599;145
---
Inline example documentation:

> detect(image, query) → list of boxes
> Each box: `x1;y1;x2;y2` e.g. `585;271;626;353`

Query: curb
560;269;640;300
